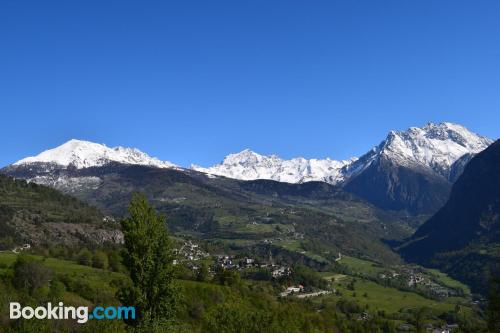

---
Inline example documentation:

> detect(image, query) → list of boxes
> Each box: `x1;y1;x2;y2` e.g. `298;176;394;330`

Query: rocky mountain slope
194;122;492;214
0;175;121;249
400;140;500;293
339;122;491;214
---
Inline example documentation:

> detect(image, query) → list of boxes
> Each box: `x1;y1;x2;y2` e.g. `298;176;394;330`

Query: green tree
92;250;109;270
49;279;66;300
108;250;123;272
487;271;500;333
77;248;93;266
196;262;210;282
213;266;241;286
12;255;53;295
412;307;429;333
119;194;178;331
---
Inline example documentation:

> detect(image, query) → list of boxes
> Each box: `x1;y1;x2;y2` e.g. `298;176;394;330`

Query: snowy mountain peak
193;122;492;185
192;150;355;184
10;122;492;186
14;139;177;169
220;149;284;167
356;122;493;179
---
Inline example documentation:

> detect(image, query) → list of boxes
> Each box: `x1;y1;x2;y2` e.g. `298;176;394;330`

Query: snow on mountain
193;122;492;184
14;139;177;169
343;122;493;180
192;149;356;184
10;122;492;185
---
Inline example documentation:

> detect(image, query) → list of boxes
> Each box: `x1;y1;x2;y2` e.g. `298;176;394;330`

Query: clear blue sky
1;1;499;167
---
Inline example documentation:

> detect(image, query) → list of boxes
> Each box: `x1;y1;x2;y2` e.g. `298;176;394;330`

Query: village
172;240;331;298
173;240;292;279
377;266;463;299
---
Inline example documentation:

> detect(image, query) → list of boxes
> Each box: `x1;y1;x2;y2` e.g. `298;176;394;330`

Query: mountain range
1;121;498;294
4;122;492;216
194;122;491;184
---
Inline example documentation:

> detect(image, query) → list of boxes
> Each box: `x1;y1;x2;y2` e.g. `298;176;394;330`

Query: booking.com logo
10;302;135;324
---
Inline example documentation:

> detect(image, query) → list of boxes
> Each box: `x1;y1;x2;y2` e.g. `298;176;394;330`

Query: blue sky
1;1;499;167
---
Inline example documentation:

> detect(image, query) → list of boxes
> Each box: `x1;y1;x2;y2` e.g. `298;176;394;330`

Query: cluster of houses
216;255;235;269
401;268;459;298
173;240;210;263
407;272;425;287
378;267;458;299
378;270;400;280
280;286;332;299
279;285;304;297
172;240;294;281
271;266;291;278
215;254;292;279
261;232;305;245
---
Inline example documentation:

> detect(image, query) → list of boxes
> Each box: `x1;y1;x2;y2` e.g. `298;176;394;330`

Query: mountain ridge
399;139;500;293
193;122;491;186
10;122;491;185
6;122;493;215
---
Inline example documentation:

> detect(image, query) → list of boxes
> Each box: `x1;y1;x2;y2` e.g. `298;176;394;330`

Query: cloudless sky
1;0;499;167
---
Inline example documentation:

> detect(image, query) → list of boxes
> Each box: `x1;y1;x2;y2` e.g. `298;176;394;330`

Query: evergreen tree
119;194;179;331
487;270;500;333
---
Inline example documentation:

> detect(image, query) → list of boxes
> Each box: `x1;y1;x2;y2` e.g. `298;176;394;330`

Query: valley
0;123;498;332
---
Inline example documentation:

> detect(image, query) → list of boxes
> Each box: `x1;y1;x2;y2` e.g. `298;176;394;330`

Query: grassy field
273;239;329;263
0;251;482;332
0;251;18;266
425;268;471;295
314;255;473;316
331;278;468;314
0;252;124;290
318;272;347;282
339;255;386;276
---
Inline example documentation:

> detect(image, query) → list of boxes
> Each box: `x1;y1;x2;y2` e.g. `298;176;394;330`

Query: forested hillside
0;175;120;249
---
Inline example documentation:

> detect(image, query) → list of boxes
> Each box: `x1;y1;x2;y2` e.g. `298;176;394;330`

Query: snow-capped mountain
192;149;356;184
14;139;177;169
343;122;493;181
2;122;493;215
342;122;493;213
193;122;492;185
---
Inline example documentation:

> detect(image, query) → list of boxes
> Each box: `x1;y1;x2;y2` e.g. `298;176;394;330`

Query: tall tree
119;194;178;331
487;269;500;333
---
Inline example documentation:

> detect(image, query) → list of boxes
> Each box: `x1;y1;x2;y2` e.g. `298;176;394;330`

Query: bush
77;248;93;266
213;267;241;287
108;251;123;272
12;255;53;295
49;279;66;300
